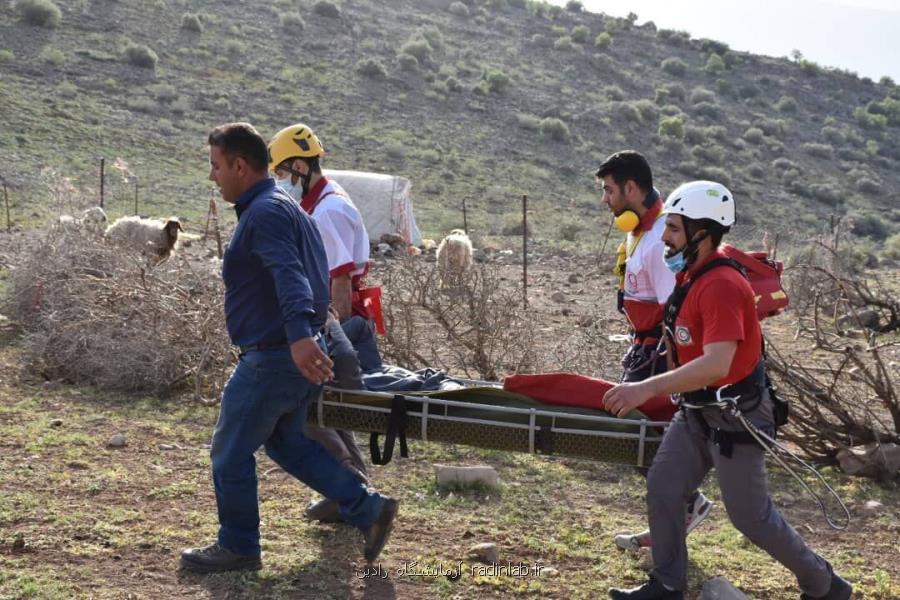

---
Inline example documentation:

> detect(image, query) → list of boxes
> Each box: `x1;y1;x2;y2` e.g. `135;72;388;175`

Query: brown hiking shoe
180;542;261;573
363;498;398;563
304;498;344;524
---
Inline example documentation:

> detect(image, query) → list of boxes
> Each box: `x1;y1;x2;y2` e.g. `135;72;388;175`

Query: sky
549;0;900;82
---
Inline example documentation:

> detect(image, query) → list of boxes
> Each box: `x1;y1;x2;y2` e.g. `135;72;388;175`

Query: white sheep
436;229;473;287
105;216;183;262
57;207;108;233
81;207;108;230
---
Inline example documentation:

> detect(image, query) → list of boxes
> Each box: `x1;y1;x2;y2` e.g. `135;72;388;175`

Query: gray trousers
647;408;832;596
303;318;369;483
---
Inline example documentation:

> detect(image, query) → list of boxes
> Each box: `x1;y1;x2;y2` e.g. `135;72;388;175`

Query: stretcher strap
369;394;409;465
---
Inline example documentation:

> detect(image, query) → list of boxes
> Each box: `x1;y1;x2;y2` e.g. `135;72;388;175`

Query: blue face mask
664;248;687;273
274;175;303;202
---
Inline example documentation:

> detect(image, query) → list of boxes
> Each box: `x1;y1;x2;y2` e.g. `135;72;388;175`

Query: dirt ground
0;228;898;599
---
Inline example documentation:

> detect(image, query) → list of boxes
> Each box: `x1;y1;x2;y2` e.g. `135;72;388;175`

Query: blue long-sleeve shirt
222;178;330;346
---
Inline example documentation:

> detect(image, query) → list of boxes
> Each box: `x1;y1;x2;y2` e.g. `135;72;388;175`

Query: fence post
3;179;9;233
133;180;139;215
522;194;528;309
99;157;105;209
462;198;468;235
210;191;223;259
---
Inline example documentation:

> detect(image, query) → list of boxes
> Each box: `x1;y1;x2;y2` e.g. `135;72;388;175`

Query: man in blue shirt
181;122;397;573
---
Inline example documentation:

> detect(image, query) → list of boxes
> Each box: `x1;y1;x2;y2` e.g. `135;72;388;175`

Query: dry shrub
770;221;899;477
3;226;231;399
378;255;622;381
379;256;540;380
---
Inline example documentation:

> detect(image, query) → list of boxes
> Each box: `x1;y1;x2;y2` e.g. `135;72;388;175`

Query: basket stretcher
308;385;669;467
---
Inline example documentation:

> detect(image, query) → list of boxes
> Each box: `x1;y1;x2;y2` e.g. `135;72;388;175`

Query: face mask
274;174;302;202
664;248;687;273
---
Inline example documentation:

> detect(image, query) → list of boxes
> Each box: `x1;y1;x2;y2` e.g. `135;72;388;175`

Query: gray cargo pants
647;400;832;596
303;317;369;483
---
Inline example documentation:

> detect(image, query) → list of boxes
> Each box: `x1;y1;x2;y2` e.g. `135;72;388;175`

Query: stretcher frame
309;385;670;467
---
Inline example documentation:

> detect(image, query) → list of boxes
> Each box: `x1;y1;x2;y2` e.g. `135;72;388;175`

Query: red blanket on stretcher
502;373;677;422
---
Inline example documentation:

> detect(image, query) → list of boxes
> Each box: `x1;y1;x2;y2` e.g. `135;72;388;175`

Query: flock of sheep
58;207;474;281
59;207;183;262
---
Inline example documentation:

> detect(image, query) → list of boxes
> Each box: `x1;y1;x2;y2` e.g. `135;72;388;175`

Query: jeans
303;318;369;480
341;316;383;374
211;347;386;556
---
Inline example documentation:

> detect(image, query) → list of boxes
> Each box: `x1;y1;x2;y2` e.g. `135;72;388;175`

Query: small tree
397;53;418;72
540;117;569;142
704;53;725;73
124;43;158;70
181;13;203;33
482;68;510;93
571;25;590;43
280;13;305;30
553;36;575;51
658;116;685;141
312;0;340;18
661;57;687;76
448;1;469;17
357;58;386;78
400;38;432;64
594;32;612;49
16;0;61;28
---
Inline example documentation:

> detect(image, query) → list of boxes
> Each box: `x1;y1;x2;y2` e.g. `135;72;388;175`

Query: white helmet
662;180;735;227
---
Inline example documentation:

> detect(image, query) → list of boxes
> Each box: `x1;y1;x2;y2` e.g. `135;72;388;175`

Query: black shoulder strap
663;257;746;365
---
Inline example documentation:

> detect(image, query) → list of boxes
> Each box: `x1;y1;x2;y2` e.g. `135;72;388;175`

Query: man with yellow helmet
268;122;379;524
596;151;713;552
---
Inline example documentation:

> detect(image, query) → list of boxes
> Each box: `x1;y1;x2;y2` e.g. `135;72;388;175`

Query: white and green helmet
662;180;735;227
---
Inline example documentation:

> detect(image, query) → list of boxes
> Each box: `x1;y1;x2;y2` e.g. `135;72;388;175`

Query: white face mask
274;174;302;202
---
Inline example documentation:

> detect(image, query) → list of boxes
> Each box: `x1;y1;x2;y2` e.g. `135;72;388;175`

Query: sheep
436;229;473;288
105;216;183;262
57;207;108;233
81;207;108;231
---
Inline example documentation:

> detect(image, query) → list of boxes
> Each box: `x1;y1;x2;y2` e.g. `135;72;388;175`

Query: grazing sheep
57;207;108;233
105;216;183;262
436;229;473;287
81;207;108;231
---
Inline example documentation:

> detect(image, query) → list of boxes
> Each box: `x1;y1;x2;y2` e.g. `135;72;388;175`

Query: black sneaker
609;576;684;600
363;498;398;563
800;572;852;600
180;542;262;573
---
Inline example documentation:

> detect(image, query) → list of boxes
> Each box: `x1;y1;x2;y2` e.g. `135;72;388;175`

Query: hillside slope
1;0;898;250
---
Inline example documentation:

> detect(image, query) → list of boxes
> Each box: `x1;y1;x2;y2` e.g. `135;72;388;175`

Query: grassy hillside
1;0;899;254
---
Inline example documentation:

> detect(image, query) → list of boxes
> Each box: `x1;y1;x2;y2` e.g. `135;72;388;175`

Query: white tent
323;169;422;246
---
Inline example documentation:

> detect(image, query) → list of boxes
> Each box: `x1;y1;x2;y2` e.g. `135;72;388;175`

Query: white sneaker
614;528;651;551
614;492;714;551
685;492;714;534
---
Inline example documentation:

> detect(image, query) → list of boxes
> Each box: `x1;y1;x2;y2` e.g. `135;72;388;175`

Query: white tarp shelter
323;169;422;246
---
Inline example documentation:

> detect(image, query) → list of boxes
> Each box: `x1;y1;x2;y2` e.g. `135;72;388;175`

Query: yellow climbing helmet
268;123;325;172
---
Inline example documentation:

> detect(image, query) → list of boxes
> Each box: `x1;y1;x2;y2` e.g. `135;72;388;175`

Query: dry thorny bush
377;254;622;381
3;225;231;400
769;218;899;476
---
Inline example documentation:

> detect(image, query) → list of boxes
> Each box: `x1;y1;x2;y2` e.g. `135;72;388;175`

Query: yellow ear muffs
614;210;640;232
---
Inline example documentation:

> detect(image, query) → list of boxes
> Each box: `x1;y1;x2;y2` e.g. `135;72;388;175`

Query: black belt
239;330;325;354
239;341;288;353
682;360;764;407
681;360;769;458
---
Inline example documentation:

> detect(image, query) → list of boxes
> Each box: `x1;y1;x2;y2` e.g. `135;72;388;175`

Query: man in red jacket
597;151;712;552
604;181;851;600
